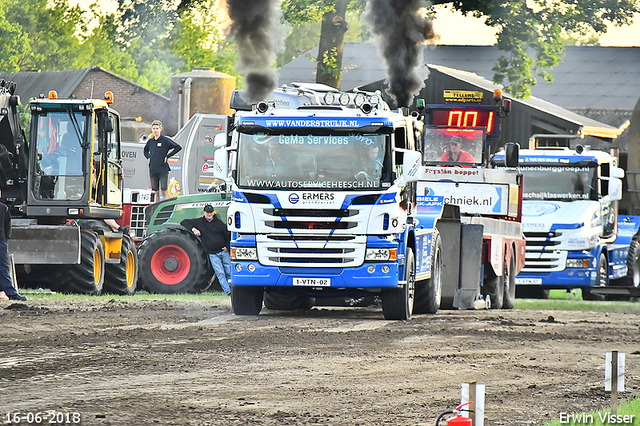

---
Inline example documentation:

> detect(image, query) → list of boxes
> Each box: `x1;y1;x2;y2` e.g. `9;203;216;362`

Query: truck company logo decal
265;119;360;128
416;196;444;213
522;202;560;216
287;192;337;206
242;117;392;128
377;194;396;205
176;201;231;210
302;192;334;200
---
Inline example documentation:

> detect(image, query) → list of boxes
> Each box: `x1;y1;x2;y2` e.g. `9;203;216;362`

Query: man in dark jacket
0;192;26;301
181;205;231;295
143;120;182;201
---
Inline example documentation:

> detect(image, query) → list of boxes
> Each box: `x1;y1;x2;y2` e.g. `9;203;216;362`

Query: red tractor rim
150;245;190;285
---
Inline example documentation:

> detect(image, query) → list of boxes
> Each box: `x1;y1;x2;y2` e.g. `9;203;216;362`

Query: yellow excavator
0;80;137;294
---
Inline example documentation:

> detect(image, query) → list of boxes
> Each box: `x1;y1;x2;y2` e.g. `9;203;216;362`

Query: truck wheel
103;235;138;295
484;262;504;309
52;231;105;295
231;286;264;315
382;247;415;320
138;228;213;294
264;291;315;311
625;238;640;288
414;232;442;314
582;252;607;301
502;253;517;309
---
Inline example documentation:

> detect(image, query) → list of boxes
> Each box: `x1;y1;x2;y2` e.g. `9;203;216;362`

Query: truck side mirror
605;178;623;201
400;150;422;184
212;148;228;179
214;132;227;148
611;166;624;179
504;142;520;167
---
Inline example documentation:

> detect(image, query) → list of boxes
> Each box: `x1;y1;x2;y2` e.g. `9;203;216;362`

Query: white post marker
605;351;625;416
461;382;485;426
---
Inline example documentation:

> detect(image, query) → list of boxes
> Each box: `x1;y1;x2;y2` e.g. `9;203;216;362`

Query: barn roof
278;44;640;111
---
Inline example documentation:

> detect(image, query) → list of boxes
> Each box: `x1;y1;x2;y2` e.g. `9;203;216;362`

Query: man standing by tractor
144;120;182;201
181;205;231;295
0;190;26;301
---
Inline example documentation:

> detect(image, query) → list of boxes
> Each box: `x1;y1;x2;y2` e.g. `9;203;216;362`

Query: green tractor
137;192;231;293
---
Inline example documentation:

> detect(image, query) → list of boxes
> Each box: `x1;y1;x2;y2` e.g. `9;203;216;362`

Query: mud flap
9;225;81;264
453;224;483;309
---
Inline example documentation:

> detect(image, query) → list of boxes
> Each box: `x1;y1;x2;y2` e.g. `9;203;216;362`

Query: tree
112;0;240;96
474;0;639;97
80;12;139;82
3;0;90;71
283;0;365;89
0;0;28;72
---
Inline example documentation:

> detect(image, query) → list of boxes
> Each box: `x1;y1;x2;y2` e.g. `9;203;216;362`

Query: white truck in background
492;145;640;300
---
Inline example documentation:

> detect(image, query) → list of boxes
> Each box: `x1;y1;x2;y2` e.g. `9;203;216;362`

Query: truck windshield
236;132;389;190
520;165;597;201
422;127;484;165
33;111;86;201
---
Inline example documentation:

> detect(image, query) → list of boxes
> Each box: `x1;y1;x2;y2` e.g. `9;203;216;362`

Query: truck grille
521;231;566;272
263;208;358;231
256;234;365;267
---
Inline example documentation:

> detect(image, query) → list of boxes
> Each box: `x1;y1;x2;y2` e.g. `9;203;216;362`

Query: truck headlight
231;247;257;261
365;248;397;261
566;259;590;268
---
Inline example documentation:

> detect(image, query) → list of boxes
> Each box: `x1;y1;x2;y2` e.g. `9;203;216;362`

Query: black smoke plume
362;0;439;107
224;0;286;102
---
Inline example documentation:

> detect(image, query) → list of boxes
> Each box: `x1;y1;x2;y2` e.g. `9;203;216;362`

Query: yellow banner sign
443;90;483;103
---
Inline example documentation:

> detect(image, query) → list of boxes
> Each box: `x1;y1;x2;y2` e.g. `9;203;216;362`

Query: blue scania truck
212;83;523;319
493;145;640;299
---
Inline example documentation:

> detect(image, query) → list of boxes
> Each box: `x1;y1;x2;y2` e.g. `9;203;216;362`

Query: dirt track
1;298;639;425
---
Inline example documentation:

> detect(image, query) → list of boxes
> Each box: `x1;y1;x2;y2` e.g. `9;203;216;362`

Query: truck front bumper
231;261;400;289
516;270;597;288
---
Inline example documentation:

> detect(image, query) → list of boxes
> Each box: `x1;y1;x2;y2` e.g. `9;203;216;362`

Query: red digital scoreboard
428;106;499;138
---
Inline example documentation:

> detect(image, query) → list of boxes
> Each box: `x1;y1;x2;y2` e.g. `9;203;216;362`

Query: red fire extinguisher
435;402;473;426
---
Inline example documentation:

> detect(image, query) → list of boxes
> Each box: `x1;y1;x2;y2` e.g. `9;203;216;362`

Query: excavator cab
26;91;123;221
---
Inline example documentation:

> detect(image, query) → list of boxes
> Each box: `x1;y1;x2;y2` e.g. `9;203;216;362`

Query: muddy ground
1;297;639;426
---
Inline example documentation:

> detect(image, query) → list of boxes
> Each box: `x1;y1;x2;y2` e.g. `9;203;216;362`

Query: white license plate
293;277;331;287
516;278;542;285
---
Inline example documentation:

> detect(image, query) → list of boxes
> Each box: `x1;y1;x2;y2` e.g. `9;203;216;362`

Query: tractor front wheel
138;228;213;294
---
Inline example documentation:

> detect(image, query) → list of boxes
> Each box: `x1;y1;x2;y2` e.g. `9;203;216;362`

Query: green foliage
562;34;600;46
517;290;640;314
467;0;639;98
3;0;89;71
319;47;341;80
281;0;342;24
168;4;238;78
276;9;364;69
0;0;239;97
80;13;139;82
277;21;322;68
0;0;28;72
